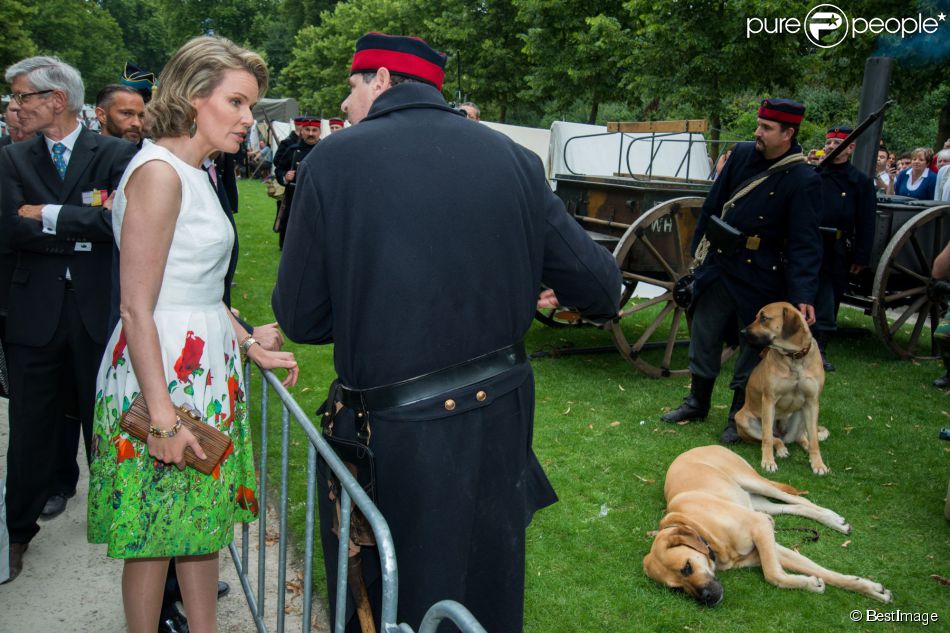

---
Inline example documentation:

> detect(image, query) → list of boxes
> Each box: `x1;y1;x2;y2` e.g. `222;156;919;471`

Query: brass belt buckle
746;235;761;251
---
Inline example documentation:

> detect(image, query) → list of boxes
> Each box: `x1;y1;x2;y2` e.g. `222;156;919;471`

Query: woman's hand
247;344;300;387
146;420;206;470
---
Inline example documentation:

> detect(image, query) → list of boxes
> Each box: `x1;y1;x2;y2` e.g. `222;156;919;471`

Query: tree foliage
0;0;38;73
98;0;174;72
517;0;632;124
622;0;812;141
26;0;128;103
4;0;947;149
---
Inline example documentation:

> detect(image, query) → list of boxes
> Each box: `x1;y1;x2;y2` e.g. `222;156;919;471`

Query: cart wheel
606;197;734;377
872;205;950;359
534;282;635;328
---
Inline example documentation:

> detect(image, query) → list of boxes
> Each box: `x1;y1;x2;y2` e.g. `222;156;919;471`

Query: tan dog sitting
736;301;829;475
643;446;892;606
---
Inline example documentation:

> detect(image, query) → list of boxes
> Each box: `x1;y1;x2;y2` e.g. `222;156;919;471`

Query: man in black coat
273;116;320;249
1;56;136;582
662;98;822;444
271;117;301;170
273;33;621;633
271;117;301;228
811;125;876;371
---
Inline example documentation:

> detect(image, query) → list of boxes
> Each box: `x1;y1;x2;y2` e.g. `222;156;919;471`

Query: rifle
817;100;893;169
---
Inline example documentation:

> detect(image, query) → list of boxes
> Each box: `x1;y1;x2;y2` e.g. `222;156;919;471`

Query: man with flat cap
328;117;345;133
809;125;875;371
273;116;320;248
662;98;822;444
273;31;620;632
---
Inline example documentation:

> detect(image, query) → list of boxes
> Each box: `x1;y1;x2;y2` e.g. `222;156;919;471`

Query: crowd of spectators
873;137;950;202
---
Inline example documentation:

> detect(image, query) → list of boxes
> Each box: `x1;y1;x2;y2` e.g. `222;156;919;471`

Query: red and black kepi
826;125;853;140
758;98;805;125
351;32;448;90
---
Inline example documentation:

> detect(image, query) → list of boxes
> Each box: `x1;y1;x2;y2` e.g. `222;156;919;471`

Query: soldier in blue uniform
812;125;876;371
271;116;302;233
662;99;822;444
273;115;320;248
272;115;302;169
272;32;621;633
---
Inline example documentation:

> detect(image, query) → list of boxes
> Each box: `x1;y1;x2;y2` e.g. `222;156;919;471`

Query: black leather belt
819;226;849;240
339;342;527;411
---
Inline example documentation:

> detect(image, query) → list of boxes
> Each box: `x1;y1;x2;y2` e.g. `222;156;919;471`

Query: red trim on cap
351;49;445;90
825;131;849;140
758;106;803;125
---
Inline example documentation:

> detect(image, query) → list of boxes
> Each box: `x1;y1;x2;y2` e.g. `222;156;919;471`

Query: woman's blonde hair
146;36;268;139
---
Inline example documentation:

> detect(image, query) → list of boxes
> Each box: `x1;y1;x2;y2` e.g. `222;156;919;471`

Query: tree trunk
499;102;507;124
588;98;599;125
710;112;721;145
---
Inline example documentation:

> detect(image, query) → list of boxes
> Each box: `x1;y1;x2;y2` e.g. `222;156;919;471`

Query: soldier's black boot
662;375;715;423
719;388;745;444
814;331;835;372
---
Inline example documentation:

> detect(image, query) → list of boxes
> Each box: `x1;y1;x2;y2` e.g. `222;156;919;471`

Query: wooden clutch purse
120;394;233;475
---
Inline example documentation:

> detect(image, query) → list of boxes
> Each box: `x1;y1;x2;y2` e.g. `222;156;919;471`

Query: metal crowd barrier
229;364;488;633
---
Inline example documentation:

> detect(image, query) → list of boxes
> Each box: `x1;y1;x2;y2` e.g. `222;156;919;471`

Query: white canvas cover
549;121;713;182
480;121;552;178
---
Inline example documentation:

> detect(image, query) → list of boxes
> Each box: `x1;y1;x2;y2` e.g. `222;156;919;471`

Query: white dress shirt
41;121;83;235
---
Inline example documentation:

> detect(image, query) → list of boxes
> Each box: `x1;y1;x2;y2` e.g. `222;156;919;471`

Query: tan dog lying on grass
736;301;829;475
643;446;892;606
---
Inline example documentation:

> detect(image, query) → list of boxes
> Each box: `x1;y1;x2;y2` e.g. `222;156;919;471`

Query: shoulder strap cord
693;152;806;267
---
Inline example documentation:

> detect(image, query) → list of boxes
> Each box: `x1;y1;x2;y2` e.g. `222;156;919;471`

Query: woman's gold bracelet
148;420;182;438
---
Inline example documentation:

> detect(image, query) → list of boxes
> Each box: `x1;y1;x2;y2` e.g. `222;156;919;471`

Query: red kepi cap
350;32;448;90
758;98;806;125
825;125;853;140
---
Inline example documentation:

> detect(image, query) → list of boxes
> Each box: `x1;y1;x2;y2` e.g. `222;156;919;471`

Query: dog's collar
770;341;811;359
784;341;811;359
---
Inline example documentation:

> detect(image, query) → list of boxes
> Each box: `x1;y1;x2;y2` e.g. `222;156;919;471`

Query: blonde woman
890;147;936;199
87;36;298;633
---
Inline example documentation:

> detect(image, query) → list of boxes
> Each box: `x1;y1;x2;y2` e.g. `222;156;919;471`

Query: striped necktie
51;142;67;180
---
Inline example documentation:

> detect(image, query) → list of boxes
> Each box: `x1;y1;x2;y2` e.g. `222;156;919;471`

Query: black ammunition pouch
705;215;747;255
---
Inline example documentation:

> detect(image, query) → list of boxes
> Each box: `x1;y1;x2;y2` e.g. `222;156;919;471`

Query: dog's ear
667;528;711;558
781;306;802;341
658;515;712;558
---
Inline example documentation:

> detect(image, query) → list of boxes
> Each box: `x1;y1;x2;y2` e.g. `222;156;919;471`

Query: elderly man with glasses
0;56;136;582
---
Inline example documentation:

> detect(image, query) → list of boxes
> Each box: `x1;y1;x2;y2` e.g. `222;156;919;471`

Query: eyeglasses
12;90;54;105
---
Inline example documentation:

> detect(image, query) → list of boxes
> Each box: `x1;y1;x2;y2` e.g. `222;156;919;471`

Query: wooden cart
544;174;950;376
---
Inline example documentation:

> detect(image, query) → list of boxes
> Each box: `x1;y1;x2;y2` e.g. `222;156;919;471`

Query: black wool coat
273;83;620;632
816;160;876;290
692;141;823;323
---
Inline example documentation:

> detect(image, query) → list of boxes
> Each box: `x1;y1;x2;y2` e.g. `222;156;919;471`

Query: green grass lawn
232;179;949;633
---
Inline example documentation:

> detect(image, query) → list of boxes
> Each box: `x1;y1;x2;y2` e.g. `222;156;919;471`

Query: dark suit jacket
0;135;14;319
0;126;136;346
